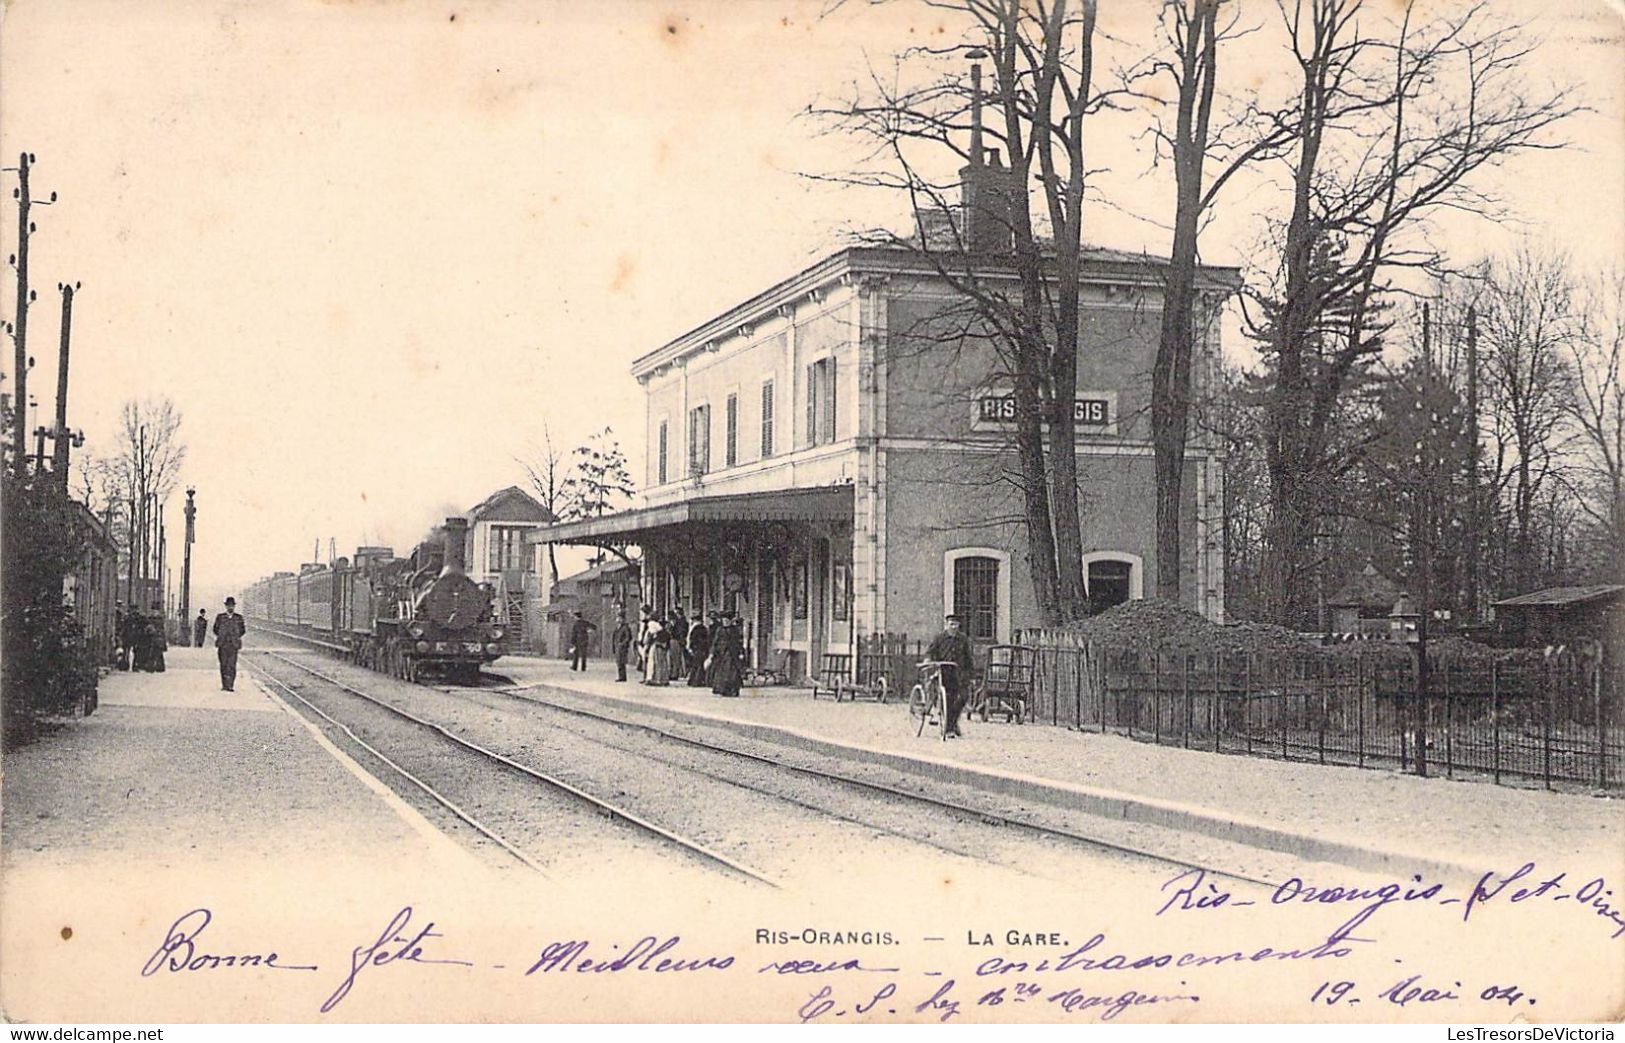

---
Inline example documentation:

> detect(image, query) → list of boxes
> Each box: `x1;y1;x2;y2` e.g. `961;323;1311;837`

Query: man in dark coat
213;597;247;691
669;606;690;676
569;611;597;671
925;613;976;738
709;614;745;698
611;611;634;682
686;612;711;687
192;609;208;649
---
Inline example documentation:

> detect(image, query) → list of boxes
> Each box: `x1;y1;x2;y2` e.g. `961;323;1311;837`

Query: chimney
959;58;1018;254
442;516;469;576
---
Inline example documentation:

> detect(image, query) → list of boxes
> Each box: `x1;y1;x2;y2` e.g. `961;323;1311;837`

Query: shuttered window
725;393;738;467
688;404;710;476
804;358;838;447
760;380;775;457
657;421;668;484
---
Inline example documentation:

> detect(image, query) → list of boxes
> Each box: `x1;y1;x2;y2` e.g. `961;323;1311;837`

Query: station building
535;160;1238;679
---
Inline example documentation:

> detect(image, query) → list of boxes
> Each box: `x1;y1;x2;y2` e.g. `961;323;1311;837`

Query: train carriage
243;518;505;682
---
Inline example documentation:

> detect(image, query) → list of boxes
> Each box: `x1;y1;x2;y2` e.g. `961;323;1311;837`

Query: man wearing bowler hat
925;613;976;738
213;596;248;692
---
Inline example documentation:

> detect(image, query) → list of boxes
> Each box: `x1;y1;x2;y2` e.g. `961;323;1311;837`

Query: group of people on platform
590;603;746;697
111;600;245;694
114;608;169;673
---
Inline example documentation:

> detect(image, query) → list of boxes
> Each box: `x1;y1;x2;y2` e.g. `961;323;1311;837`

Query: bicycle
908;660;958;740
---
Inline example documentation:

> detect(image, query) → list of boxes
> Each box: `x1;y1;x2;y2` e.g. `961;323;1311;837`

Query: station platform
493;652;1624;883
1;644;478;880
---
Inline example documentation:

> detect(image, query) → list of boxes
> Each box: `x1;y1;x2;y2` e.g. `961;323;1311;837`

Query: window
488;526;529;572
657;421;668;484
760;380;775;457
1088;559;1134;613
725;393;738;467
953;556;999;641
688;404;711;476
804;357;837;446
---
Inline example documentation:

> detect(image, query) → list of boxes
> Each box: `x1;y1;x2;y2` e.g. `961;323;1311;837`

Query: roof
557;557;640;587
630;243;1243;379
467;485;553;524
1327;564;1404;610
1492;584;1625;609
533;486;854;544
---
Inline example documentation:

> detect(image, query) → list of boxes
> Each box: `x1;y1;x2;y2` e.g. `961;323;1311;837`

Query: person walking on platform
611;610;634;682
708;614;744;698
213;596;247;692
193;609;208;649
569;610;597;671
686;611;711;687
177;610;191;647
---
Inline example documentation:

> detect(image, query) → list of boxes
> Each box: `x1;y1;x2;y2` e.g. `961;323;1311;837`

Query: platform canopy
530;486;854;546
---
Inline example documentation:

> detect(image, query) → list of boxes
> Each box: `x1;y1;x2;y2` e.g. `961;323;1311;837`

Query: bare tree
1245;0;1576;627
1146;0;1300;602
108;397;186;598
816;0;1124;623
1566;269;1625;582
1478;246;1578;592
518;421;569;585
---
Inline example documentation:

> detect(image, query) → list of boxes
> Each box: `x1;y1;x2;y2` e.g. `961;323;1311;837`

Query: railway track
262;645;1280;891
482;681;1282;890
253;649;780;888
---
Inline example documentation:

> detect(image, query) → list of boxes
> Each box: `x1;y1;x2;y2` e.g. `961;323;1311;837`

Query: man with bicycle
926;613;976;738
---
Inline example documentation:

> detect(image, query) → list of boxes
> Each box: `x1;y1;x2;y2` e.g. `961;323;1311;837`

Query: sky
1;0;1620;610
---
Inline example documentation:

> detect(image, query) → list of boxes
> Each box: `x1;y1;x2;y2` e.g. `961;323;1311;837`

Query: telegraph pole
50;282;80;484
181;487;196;636
10;153;32;478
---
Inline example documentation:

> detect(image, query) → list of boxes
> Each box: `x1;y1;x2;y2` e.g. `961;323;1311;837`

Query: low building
66;502;119;663
1492;584;1625;650
541;558;641;657
1326;563;1406;638
535;140;1236;681
461;485;553;652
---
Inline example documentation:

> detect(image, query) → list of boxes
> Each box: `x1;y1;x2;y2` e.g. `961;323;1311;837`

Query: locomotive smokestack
441;516;469;576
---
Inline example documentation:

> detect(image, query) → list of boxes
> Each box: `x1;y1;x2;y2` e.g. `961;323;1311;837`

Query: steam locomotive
241;516;508;682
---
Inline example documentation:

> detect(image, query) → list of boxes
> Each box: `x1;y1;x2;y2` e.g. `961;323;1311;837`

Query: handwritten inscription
137;865;1598;1023
1157;863;1625;942
319;906;472;1014
140;909;317;977
1310;977;1537;1009
525;935;734;975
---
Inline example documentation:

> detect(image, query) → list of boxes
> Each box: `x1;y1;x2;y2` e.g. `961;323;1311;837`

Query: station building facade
537;243;1236;678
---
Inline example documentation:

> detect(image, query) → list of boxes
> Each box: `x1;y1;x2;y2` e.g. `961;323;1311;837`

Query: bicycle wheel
908;683;928;736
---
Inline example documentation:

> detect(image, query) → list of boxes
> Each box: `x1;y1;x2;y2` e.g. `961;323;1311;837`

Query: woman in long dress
708;615;744;698
642;615;670;686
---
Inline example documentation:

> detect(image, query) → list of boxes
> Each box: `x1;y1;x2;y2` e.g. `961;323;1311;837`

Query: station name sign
976;394;1112;427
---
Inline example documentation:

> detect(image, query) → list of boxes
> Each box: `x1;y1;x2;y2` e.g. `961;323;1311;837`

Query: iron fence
1015;629;1622;791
